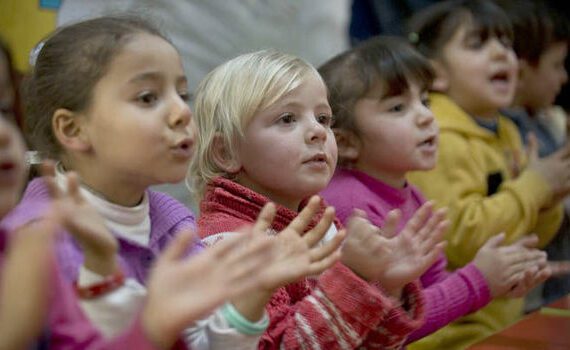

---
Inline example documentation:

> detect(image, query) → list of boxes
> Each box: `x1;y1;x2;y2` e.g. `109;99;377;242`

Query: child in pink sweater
319;36;551;345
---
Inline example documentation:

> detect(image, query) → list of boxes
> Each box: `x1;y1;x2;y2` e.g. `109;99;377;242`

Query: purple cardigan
321;168;492;343
0;227;163;349
2;178;199;284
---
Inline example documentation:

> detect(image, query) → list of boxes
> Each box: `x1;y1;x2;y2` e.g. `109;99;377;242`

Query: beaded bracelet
220;302;270;335
74;270;125;299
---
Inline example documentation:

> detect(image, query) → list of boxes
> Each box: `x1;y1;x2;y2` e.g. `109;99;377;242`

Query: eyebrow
129;71;188;85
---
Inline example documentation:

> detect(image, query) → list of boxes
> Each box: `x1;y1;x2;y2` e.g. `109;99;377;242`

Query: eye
316;114;334;127
421;95;430;108
179;91;192;102
277;113;296;124
388;103;405;113
136;91;159;106
498;35;513;48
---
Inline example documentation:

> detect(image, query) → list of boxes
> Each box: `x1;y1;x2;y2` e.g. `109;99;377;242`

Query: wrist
141;309;175;350
74;269;124;299
230;290;273;322
83;252;119;277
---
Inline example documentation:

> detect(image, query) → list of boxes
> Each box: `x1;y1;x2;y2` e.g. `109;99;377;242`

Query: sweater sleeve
259;262;421;350
408;132;563;268
363;281;425;349
405;262;491;343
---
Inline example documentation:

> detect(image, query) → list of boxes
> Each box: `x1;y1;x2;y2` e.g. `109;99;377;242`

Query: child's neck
60;161;146;207
234;177;303;212
353;164;406;189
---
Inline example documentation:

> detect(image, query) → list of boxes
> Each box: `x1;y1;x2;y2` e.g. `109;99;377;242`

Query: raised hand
256;196;345;290
342;202;448;297
41;160;118;276
473;233;549;298
527;133;570;203
142;228;275;349
0;218;57;350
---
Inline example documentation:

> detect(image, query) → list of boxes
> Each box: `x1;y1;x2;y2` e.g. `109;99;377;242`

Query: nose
168;94;192;129
0;116;13;148
306;117;328;144
489;38;511;60
416;103;435;127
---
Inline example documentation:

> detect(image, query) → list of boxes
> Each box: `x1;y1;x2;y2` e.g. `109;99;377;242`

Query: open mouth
418;136;436;147
490;71;510;84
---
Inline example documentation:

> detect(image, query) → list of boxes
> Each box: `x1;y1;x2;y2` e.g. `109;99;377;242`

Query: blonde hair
188;49;320;200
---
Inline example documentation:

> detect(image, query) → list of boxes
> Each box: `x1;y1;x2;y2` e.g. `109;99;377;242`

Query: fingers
253;202;276;234
526;132;539;163
287;196;321;233
66;172;83;203
402;201;433;238
417;208;448;245
160;231;195;262
41;160;61;199
548;261;570;277
380;209;401;238
303;206;335;247
309;228;345;263
513;234;539;249
482;232;506;248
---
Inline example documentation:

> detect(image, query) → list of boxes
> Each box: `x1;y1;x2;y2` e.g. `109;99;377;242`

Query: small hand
142;227;274;349
256;196;344;291
342;202;448;296
41;160;118;276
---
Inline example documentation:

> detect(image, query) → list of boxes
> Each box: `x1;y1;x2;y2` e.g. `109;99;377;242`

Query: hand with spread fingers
342;201;448;298
40;161;119;276
474;233;550;298
143;227;275;349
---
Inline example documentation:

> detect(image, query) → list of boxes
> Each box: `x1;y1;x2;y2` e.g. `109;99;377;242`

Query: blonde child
0;110;284;349
189;48;450;349
3;15;341;349
402;0;570;347
318;35;550;349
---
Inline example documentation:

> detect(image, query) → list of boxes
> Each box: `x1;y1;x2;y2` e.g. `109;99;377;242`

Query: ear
211;133;241;174
334;129;360;162
430;60;449;92
51;108;91;152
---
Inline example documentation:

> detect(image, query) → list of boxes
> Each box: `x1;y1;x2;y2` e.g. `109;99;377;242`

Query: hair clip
29;41;45;67
408;32;420;44
25;151;42;166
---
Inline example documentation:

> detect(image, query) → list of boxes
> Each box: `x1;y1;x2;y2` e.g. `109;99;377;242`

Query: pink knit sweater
198;177;426;350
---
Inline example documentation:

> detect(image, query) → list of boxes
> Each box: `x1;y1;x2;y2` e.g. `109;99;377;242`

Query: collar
55;164;151;246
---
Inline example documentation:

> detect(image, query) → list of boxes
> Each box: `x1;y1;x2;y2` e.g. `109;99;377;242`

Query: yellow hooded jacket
407;93;562;350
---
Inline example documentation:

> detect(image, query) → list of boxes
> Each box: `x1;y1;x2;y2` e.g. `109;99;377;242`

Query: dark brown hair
407;0;513;60
318;35;434;146
495;0;569;65
24;15;168;158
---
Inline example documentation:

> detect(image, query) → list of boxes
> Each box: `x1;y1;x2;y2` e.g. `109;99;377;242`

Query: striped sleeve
260;262;405;349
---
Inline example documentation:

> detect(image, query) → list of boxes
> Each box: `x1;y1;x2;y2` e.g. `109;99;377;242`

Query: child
189;48;450;349
496;0;570;306
404;0;570;347
318;35;550;349
4;15;341;349
0;110;280;349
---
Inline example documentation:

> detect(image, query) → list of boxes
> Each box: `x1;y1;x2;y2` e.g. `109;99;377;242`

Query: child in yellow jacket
406;0;570;349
